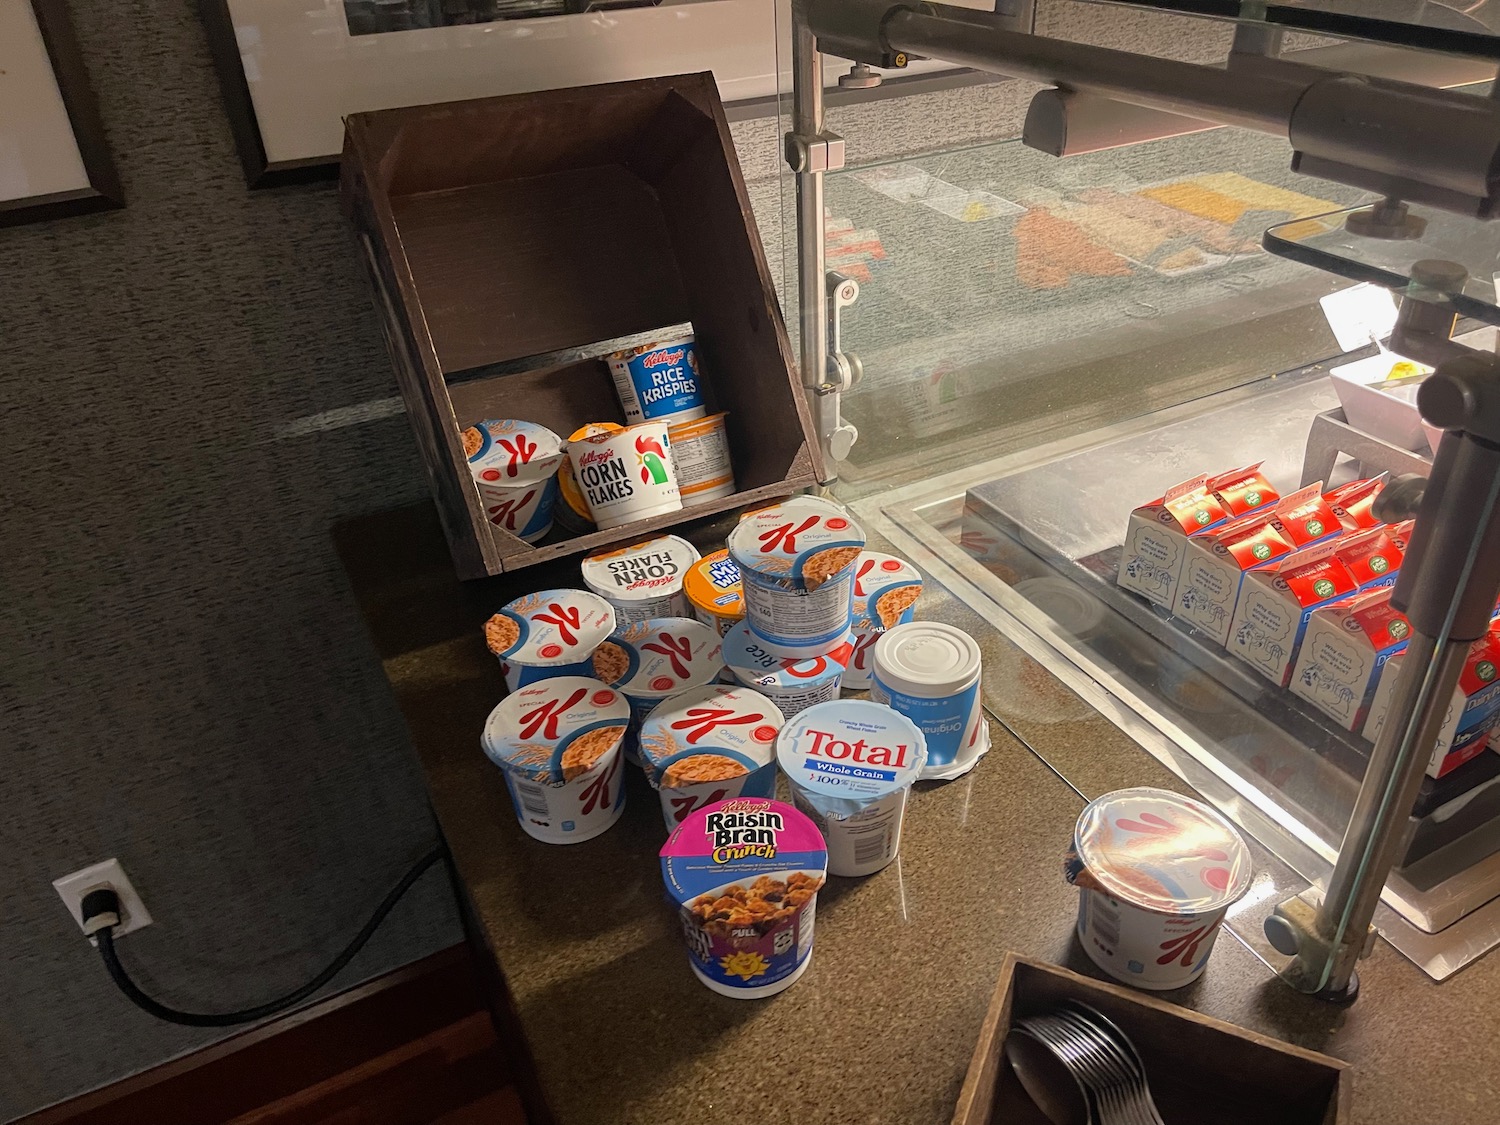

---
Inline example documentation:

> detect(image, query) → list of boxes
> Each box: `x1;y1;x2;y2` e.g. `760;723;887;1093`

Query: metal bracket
1264;893;1373;1002
784;130;846;174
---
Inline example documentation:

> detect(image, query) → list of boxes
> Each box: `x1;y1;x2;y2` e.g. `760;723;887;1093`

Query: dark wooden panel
446;360;624;435
393;169;690;373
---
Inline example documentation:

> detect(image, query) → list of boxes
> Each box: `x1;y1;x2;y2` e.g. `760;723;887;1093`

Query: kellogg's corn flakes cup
660;797;827;998
481;677;630;844
639;684;784;831
581;534;700;626
483;589;616;693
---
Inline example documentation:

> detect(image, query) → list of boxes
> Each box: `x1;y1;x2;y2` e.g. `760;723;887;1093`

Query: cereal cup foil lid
464;420;564;485
1071;787;1253;915
722;621;854;692
660;798;827;908
776;700;926;818
582;535;700;605
684;549;745;620
484;589;616;668
481;677;630;784
851;552;924;629
639;684;784;790
728;496;866;588
590;617;724;700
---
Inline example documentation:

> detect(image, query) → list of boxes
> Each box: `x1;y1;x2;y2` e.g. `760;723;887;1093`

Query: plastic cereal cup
684;549;746;639
668;412;736;504
728;496;866;660
483;589;617;692
723;621;854;719
1066;787;1253;990
844;552;924;690
566;421;683;530
605;330;706;425
590;617;725;727
868;622;989;781
639;684;784;831
581;534;700;626
660;798;827;998
480;677;630;844
776;700;926;877
464;419;565;544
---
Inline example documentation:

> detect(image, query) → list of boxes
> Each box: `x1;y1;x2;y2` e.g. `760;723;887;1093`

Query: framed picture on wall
202;0;789;188
0;0;123;227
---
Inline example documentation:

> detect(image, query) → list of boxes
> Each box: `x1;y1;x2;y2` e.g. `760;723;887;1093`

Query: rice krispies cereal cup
660;798;827;998
639;684;784;831
728;496;865;660
483;589;616;692
581;534;700;626
776;700;926;877
605;330;706;426
464;419;565;544
481;677;630;843
722;621;854;719
1066;787;1253;990
844;552;924;690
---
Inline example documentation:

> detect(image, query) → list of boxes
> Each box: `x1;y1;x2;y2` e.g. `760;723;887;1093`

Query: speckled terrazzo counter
338;503;1500;1125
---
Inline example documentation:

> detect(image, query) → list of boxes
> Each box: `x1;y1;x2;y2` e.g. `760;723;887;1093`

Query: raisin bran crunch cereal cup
728;496;865;660
777;700;926;877
660;797;827;998
481;677;630;844
639;684;784;831
484;589;616;693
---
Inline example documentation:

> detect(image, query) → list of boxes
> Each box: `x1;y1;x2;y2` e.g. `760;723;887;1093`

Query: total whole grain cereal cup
684;549;746;638
581;534;700;626
639;684;784;831
1066;787;1253;990
776;700;926;877
722;620;854;719
567;421;683;530
464;419;565;543
589;617;726;728
483;589;616;692
660;797;827;998
868;621;990;781
728;496;865;660
480;677;630;844
844;552;924;690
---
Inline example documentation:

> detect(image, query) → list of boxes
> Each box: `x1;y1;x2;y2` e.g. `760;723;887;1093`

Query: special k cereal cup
844;552;924;690
581;534;700;626
1066;787;1252;990
566;421;683;530
639;684;784;831
660;798;827;998
589;617;726;728
723;621;854;719
481;677;630;844
728;496;865;660
684;549;746;638
776;700;926;877
483;589;616;692
668;412;736;505
464;419;564;544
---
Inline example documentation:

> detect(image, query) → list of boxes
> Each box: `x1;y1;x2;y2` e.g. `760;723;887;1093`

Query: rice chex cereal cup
723;621;853;719
481;677;630;844
581;534;700;626
639;684;784;831
661;797;827;998
844;552;924;690
464;419;564;544
728;496;865;660
483;589;616;693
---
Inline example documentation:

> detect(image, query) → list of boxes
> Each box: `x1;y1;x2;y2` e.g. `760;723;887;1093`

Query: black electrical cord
83;843;447;1028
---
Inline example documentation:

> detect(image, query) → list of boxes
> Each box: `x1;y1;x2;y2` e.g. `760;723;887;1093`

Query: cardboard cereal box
1172;513;1297;645
1289;588;1411;731
1116;475;1232;609
1364;629;1500;777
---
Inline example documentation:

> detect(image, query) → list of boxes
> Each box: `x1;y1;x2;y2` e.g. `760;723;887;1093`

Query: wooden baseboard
17;945;520;1125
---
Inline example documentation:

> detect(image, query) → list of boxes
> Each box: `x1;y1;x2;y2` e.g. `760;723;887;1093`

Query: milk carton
1325;475;1388;532
1173;514;1296;645
1209;462;1281;517
1334;524;1405;594
1116;475;1232;609
1290;588;1411;731
1364;630;1500;777
1265;483;1343;551
1228;541;1359;687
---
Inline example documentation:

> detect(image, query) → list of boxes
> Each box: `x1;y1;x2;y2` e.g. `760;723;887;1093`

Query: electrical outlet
53;859;152;941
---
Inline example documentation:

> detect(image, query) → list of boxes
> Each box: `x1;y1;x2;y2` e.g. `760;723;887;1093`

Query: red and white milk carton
1325;475;1388;532
1364;626;1500;777
1173;513;1297;645
1116;475;1233;609
1290;588;1411;731
1209;462;1281;518
1228;541;1359;687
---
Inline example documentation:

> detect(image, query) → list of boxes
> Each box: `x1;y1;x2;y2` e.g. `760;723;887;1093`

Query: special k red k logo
854;557;876;597
642;633;694;680
519;687;586;739
671;706;763;744
498;433;537;477
487;490;535;530
758;516;819;554
533;603;582;645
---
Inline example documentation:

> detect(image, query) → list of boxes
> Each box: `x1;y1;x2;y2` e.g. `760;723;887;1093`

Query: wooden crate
954;955;1350;1125
341;74;819;580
